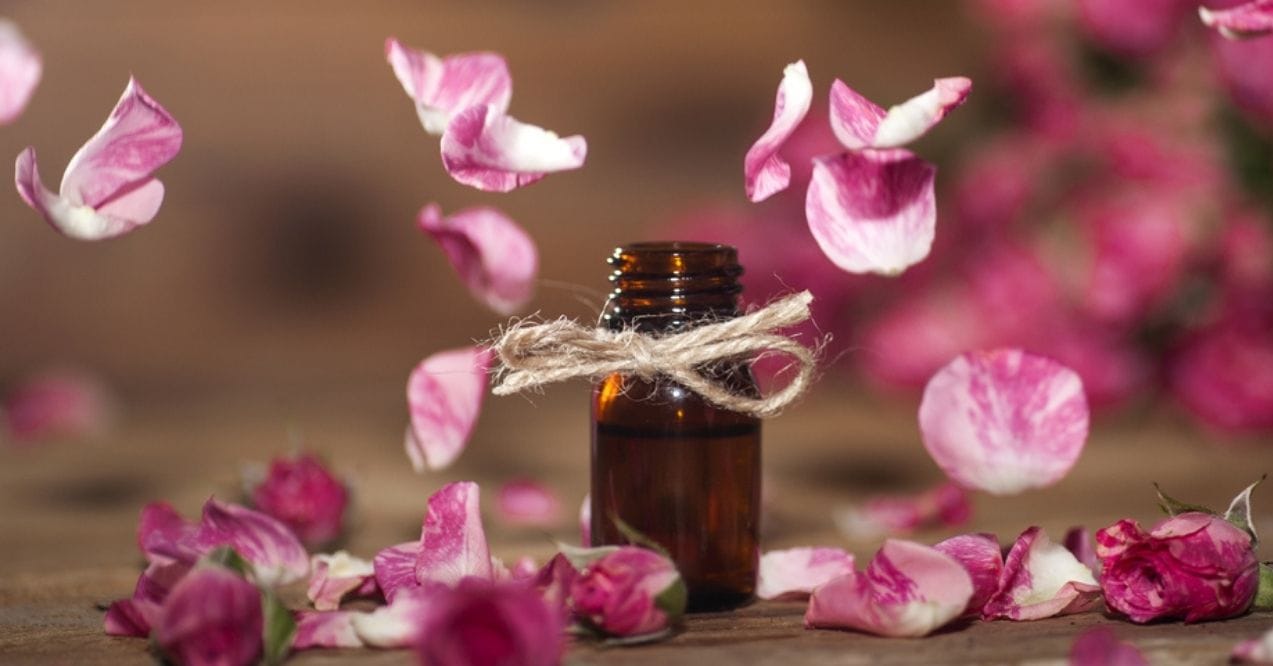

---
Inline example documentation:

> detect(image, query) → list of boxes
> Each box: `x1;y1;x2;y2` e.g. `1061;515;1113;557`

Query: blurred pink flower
417;203;538;316
835;482;971;539
384;38;512;135
982;526;1101;621
248;453;348;548
1211;28;1273;126
495;479;562;527
571;546;684;638
154;566;263;666
405;347;491;472
1170;314;1273;433
15;77;181;240
1069;627;1150;666
756;547;856;600
1096;512;1259;623
415;579;564;666
1076;0;1193;58
804;539;972;637
0;19;40;125
744;60;812;202
2;369;111;445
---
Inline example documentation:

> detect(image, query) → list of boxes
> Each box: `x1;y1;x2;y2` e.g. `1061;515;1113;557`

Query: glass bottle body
589;242;761;612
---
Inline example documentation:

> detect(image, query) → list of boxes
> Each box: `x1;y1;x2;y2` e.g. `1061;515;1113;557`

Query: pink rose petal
439;104;586;192
384;37;512;135
983;526;1101;621
805;148;936;276
0;20;40;125
14;77;181;240
293;610;363;650
757;547;856;600
804;539;973;638
2;369;111;445
104;598;160;638
307;551;376;611
1070;627;1150;666
835;481;972;539
829;77;971;151
1202;0;1273;39
1064;526;1100;576
350;588;435;648
919;349;1090;495
155;566;263;666
195;498;310;586
1233;625;1273;663
933;533;1004;616
744;60;813;203
533;553;578;617
404;346;490;472
416;481;494;585
496;478;562;527
372;541;421;603
417;204;537;316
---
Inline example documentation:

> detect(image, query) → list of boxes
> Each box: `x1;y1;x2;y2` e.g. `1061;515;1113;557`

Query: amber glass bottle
590;241;761;612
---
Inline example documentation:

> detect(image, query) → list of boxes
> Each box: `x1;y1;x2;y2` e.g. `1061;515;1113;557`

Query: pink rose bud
249;453;349;548
414;578;563;666
155;566;263;666
570;546;685;638
1096;512;1259;623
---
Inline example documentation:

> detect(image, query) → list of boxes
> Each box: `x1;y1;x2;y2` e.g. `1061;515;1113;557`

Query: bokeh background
2;0;1272;575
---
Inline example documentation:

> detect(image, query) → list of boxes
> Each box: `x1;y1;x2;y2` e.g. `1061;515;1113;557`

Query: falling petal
744;60;813;202
1;369;111;444
757;547;856;600
919;349;1090;495
982;526;1101;621
307;551;376;611
372;542;420;603
1070;627;1150;666
1201;0;1273;39
404;346;491;472
829;77;971;150
439;104;586;192
805;149;936;276
0;20;40;125
384;38;512;134
13;77;181;240
804;539;973;638
496;478;562;527
416;481;494;585
933;533;1003;616
293;611;363;650
417;204;537;315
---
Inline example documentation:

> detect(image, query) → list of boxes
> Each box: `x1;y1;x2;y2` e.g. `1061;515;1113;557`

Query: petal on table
439;104;586;192
307;551;376;611
804;539;973;638
416;481;494;585
805;149;936;276
0;19;41;125
349;588;435;648
1200;0;1273;40
744;60;812;202
417;204;537;316
757;547;856;600
829;77;970;150
835;481;971;539
982;526;1101;621
1233;624;1273;663
918;348;1090;495
196;498;310;586
137;501;200;564
104;598;160;637
933;533;1003;616
496;478;562;527
405;346;491;472
372;541;421;603
1063;526;1100;576
293;611;364;650
384;37;512;134
1070;627;1150;666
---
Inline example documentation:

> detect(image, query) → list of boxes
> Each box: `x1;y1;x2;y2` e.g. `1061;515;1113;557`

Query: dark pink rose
249;453;348;547
1170;315;1273;433
155;566;263;666
1095;512;1259;623
414;578;563;666
570;547;684;637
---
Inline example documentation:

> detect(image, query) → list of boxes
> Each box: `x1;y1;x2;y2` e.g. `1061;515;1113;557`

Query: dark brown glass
590;241;761;612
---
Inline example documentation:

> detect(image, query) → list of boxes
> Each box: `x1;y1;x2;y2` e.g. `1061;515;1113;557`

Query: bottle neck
601;242;744;334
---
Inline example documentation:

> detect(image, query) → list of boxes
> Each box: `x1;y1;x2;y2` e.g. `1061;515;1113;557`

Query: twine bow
490;291;816;418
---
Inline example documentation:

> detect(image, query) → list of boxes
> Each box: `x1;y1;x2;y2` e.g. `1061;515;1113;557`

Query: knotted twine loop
489;291;816;418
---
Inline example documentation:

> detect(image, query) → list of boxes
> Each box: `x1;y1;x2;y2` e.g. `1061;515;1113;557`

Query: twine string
489;291;816;418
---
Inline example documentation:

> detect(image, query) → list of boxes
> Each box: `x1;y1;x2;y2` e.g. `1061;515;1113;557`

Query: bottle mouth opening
615;241;733;255
609;241;741;280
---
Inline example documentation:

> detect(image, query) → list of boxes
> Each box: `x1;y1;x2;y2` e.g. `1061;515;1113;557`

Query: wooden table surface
2;382;1271;665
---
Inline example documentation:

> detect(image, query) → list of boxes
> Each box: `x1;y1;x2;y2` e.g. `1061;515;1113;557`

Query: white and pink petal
757;547;855;600
805;149;936;276
0;20;40;125
744;60;813;203
372;542;421;603
982;526;1101;621
1233;624;1273;663
829;77;971;150
195;498;310;586
293;611;364;650
350;589;435;648
416;481;494;585
933;533;1003;616
1201;0;1273;40
405;346;491;472
384;38;512;135
417;204;537;316
919;348;1090;495
439;104;586;192
307;551;377;611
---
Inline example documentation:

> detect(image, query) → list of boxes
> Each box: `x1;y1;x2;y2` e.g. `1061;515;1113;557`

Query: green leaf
1253;563;1273;612
610;514;671;559
555;542;620;571
1153;483;1214;517
654;577;687;621
1224;475;1266;545
203;546;251;577
260;588;296;666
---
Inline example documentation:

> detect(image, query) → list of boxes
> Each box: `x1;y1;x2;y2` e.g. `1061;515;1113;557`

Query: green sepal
610;514;672;559
1224;475;1266;545
1153;483;1214;517
260;588;296;666
556;542;620;571
1254;563;1273;612
203;546;251;577
654;576;688;621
